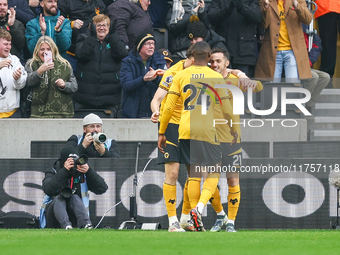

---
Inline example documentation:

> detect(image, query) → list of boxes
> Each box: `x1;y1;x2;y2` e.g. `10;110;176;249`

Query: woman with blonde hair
25;36;77;118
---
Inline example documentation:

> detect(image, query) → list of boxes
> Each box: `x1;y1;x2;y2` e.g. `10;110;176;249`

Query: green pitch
0;229;339;255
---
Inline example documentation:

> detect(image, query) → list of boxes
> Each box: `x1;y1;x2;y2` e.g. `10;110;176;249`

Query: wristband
237;71;245;78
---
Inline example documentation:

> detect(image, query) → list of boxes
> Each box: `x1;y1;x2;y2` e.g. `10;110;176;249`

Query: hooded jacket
25;5;72;59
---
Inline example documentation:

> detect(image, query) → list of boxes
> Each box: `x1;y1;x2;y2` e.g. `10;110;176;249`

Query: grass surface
0;229;339;255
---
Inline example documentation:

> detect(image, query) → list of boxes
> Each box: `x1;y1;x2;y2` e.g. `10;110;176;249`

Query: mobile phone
44;51;53;64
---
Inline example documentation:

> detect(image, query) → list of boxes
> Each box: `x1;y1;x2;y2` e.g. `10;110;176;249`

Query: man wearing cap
157;48;173;69
40;146;108;229
120;32;166;118
66;113;120;158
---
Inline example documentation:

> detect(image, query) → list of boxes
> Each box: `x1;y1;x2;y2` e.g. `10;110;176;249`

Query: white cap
82;113;103;126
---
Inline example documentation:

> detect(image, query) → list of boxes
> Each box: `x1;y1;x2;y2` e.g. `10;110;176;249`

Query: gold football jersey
159;65;238;144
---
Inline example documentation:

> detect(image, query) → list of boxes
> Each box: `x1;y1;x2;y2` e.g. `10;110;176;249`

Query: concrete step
309;129;340;141
313;103;340;117
316;89;340;103
307;116;340;130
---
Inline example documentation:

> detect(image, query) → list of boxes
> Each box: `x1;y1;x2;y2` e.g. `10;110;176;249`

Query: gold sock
163;183;177;217
182;179;191;215
228;184;241;221
199;173;220;206
187;177;201;209
210;186;223;214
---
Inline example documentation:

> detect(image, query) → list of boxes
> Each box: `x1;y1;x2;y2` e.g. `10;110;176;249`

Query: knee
165;163;179;184
227;178;239;187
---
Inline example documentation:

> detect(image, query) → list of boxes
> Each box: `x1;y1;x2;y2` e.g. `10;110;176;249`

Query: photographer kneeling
40;146;108;229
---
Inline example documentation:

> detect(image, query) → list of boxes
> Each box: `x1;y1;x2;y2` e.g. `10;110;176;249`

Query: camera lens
98;134;106;143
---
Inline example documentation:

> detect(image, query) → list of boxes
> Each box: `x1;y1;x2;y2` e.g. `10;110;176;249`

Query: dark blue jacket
120;50;166;118
25;6;72;59
302;24;322;66
8;0;35;25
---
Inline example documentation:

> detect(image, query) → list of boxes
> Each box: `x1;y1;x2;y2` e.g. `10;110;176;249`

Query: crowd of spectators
0;0;339;119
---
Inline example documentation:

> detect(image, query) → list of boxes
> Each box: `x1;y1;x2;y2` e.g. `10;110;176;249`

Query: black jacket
58;0;106;52
66;134;121;158
107;0;153;50
208;0;262;66
0;17;25;57
58;0;106;29
42;162;108;198
8;0;35;25
169;29;227;57
74;28;128;109
166;7;210;56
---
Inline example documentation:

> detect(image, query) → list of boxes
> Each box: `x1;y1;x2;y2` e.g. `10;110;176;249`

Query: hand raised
7;7;16;26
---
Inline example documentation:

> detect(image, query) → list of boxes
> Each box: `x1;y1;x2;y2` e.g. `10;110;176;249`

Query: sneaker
168;221;185;232
226;223;237;232
84;223;93;229
180;219;196;232
190;207;205;232
210;214;228;232
65;225;73;230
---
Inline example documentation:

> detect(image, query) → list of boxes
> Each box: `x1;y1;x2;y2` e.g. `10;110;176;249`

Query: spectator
0;29;27;118
25;0;72;59
207;0;263;77
157;48;173;69
58;0;106;73
120;32;166;118
255;0;312;82
315;0;340;84
28;0;40;16
170;15;227;63
107;0;153;50
0;0;25;57
8;0;35;25
302;24;330;111
166;0;209;61
149;0;170;28
66;113;120;158
40;146;108;229
102;0;114;8
73;14;128;118
25;36;77;118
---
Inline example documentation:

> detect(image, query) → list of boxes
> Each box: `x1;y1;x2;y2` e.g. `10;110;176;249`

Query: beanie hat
187;15;207;40
59;146;79;166
157;48;173;63
135;32;155;52
83;113;102;126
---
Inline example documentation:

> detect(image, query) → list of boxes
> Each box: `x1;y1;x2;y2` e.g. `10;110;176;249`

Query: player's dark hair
211;47;230;61
192;41;211;61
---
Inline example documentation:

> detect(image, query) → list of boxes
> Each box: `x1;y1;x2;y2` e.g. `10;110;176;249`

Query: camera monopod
305;0;318;52
118;142;161;230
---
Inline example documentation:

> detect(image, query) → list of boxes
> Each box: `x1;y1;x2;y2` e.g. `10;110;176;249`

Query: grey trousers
45;194;91;229
302;69;330;107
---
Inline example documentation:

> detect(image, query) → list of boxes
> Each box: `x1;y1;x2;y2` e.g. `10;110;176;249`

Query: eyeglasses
96;24;108;28
144;42;155;47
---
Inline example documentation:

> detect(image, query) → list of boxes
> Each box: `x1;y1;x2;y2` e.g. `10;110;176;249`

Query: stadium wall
0;119;307;159
0;157;337;229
